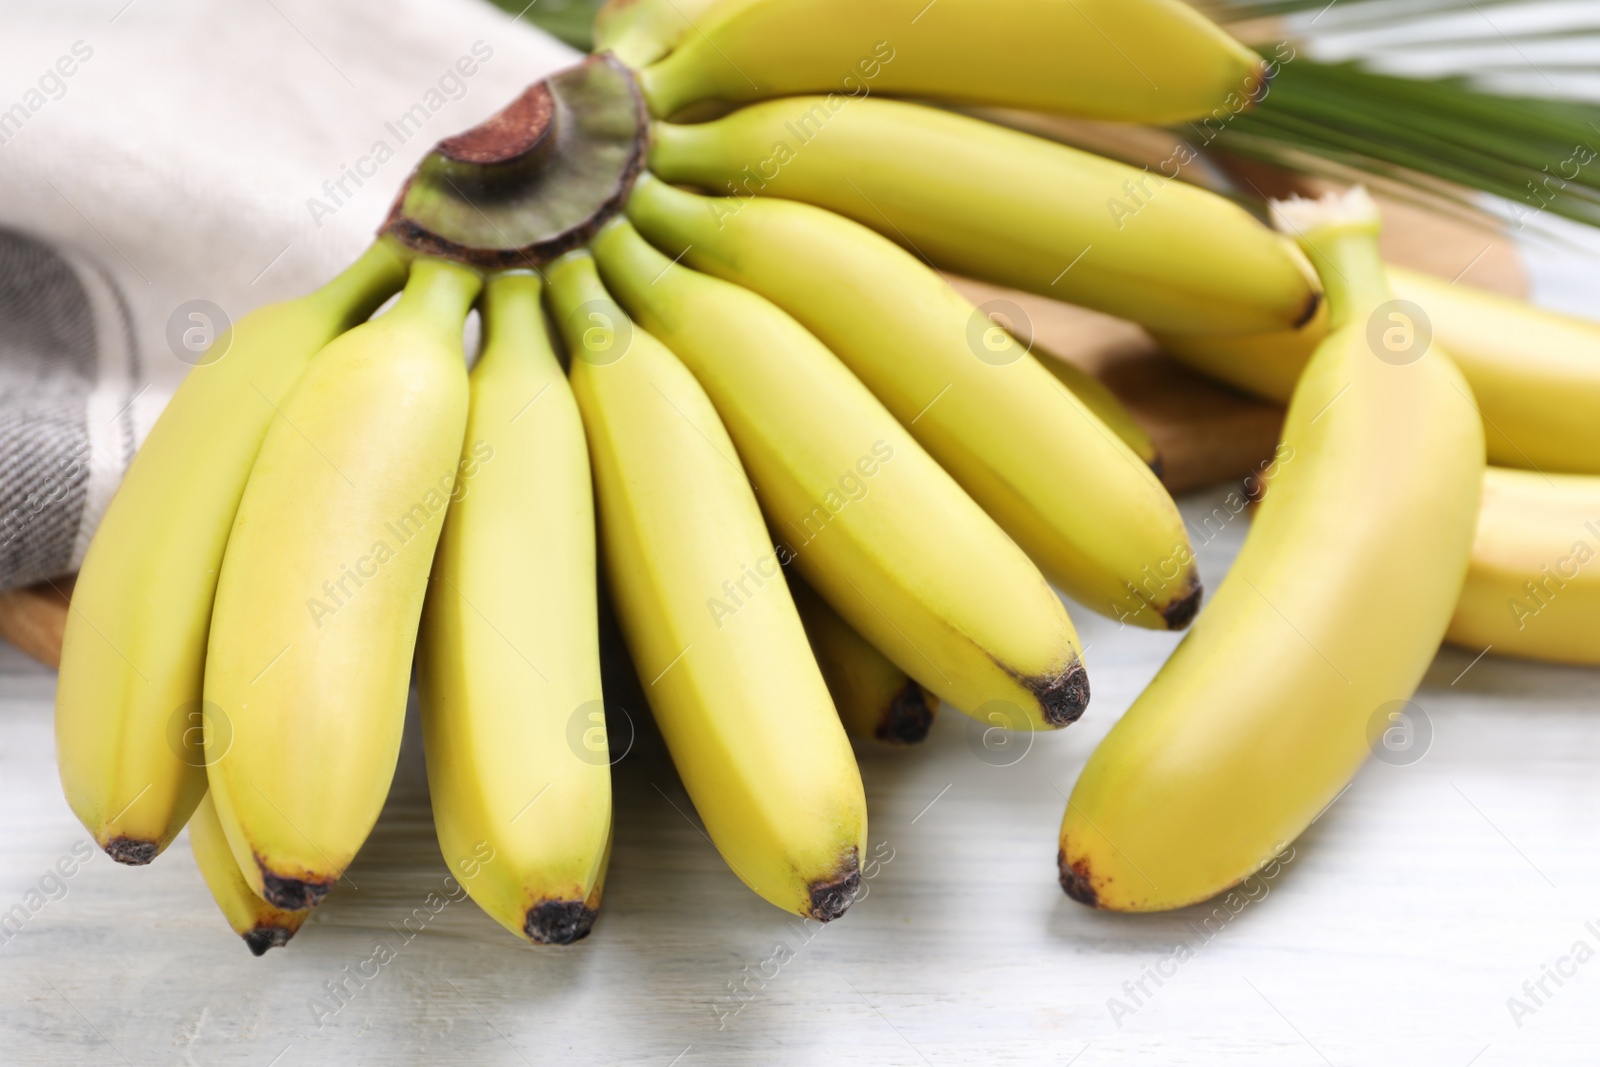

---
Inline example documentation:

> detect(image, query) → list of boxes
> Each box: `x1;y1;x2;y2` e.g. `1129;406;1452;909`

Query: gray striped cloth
0;228;139;589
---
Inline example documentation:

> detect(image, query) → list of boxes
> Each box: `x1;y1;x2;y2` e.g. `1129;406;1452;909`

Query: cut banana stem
55;240;410;865
1060;188;1484;911
189;792;308;956
637;0;1265;125
648;97;1322;336
205;258;479;911
1157;265;1600;474
627;177;1198;630
789;576;935;746
545;251;866;922
590;217;1088;727
1447;468;1600;666
417;272;611;945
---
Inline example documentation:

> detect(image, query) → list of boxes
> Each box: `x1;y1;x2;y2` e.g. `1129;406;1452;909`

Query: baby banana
590;218;1089;728
790;576;934;746
626;176;1199;629
417;272;612;945
639;0;1266;126
1158;266;1600;473
55;241;408;864
189;792;308;956
204;258;478;910
1060;189;1483;911
547;251;866;921
1447;468;1600;666
649;96;1321;335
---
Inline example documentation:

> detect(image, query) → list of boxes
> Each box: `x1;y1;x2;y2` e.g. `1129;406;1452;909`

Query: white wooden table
3;486;1598;1066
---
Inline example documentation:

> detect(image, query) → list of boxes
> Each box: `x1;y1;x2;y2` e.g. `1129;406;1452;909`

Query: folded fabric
0;0;572;589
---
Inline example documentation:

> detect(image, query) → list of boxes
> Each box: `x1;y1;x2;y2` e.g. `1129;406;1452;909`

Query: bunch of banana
1060;188;1484;911
55;0;1600;951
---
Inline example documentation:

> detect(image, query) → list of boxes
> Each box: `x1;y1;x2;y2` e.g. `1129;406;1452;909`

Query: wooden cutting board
0;176;1525;670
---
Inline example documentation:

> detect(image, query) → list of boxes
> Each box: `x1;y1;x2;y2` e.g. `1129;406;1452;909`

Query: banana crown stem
546;249;629;354
390;258;483;331
300;237;413;328
481;271;546;355
1272;189;1389;328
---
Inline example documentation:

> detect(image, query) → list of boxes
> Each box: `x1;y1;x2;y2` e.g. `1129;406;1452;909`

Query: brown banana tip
243;926;295;957
1057;848;1099;908
878;683;936;745
1030;661;1090;727
1146;454;1165;483
1293;288;1323;330
259;867;335;912
105;837;159;865
525;900;599;945
1161;583;1204;631
807;848;862;923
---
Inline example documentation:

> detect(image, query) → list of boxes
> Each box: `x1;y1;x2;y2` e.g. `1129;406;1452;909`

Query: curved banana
593;0;721;68
1447;467;1600;666
789;576;934;746
648;97;1321;336
1060;189;1483;911
417;272;611;945
590;218;1088;727
205;259;478;910
55;241;408;864
545;251;866;921
627;176;1197;629
189;792;308;956
1158;265;1600;473
638;0;1265;125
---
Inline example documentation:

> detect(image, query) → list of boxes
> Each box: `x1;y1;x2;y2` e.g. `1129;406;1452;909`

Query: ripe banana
417;272;611;945
189;792;308;956
545;250;866;921
1060;189;1484;911
590;218;1088;727
637;0;1266;126
789;576;934;746
648;96;1322;335
205;258;478;910
1447;467;1600;666
626;176;1198;629
55;241;409;864
1157;265;1600;473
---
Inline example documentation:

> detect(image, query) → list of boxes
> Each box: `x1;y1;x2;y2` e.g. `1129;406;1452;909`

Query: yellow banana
593;0;722;68
1158;265;1600;473
1060;189;1483;911
546;250;866;921
205;259;478;910
55;241;408;864
789;576;934;746
590;218;1088;727
626;176;1197;629
417;272;611;945
648;97;1322;335
1036;354;1162;477
189;792;308;956
638;0;1266;125
1447;467;1600;666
